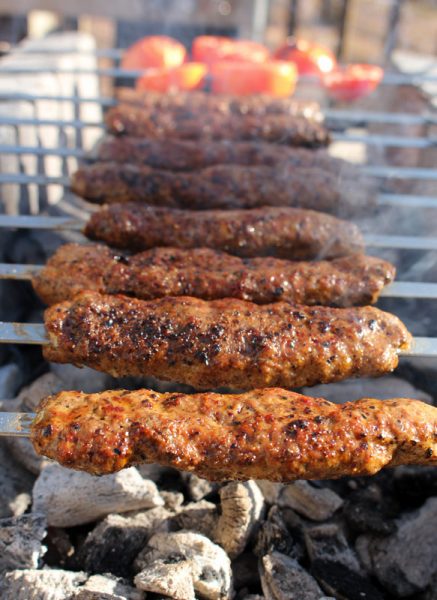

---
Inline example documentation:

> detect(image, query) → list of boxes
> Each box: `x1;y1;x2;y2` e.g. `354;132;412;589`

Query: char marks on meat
71;162;371;216
84;203;364;260
43;292;411;389
33;243;395;307
31;388;437;479
105;104;330;147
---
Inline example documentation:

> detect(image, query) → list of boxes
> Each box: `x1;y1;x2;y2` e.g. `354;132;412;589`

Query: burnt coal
311;559;385;600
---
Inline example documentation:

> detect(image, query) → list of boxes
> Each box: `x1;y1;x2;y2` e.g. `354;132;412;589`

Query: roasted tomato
322;64;383;101
274;39;336;76
192;35;270;65
136;62;208;92
121;35;187;70
210;61;297;97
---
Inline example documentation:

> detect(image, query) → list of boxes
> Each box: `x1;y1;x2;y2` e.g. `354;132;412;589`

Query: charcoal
343;491;397;535
0;363;22;399
255;481;283;505
278;480;343;521
160;490;184;511
172;499;218;538
393;466;437;509
231;552;260;590
254;506;304;561
0;568;88;600
135;559;196;600
215;481;265;558
75;506;174;577
135;530;233;600
304;523;362;573
361;496;437;596
183;472;219;501
311;559;384;600
32;465;163;527
0;513;46;575
72;573;144;599
260;552;323;600
0;438;34;518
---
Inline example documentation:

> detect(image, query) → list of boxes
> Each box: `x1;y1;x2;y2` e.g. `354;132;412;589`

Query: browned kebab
91;136;364;176
117;88;324;121
85;203;364;259
33;243;395;307
72;162;372;215
105;104;330;147
43;291;411;389
31;388;437;479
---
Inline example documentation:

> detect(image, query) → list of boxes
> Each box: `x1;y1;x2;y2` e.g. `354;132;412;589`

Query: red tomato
122;35;187;70
275;39;336;76
136;63;208;93
192;36;270;65
210;61;297;97
322;64;383;101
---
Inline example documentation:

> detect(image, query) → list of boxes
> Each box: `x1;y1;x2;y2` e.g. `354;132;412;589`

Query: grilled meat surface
72;162;371;215
85;204;364;260
33;243;395;307
117;88;324;121
31;388;437;479
105;104;330;147
43;292;411;389
91;136;359;175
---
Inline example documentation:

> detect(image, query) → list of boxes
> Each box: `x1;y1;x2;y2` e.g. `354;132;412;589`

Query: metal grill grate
0;40;436;358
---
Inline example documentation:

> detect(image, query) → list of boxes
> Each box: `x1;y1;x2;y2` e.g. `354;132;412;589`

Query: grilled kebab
91;136;364;176
33;243;395;307
72;162;370;215
43;292;411;389
105;104;330;147
31;388;437;479
85;204;364;259
117;88;324;121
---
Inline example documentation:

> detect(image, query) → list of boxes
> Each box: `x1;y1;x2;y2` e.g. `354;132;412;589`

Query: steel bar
362;166;437;180
0;320;435;358
0;116;103;129
1;64;436;85
1;215;437;251
0;174;70;186
0;215;84;230
377;194;437;209
0;413;34;437
0;323;48;345
2;263;437;300
0;144;84;158
0;264;41;280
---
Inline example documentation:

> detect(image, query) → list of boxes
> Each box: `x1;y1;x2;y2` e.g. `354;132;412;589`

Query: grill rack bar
0;321;435;357
1;262;436;300
0;144;436;182
0;115;435;148
1;63;437;86
1;214;437;251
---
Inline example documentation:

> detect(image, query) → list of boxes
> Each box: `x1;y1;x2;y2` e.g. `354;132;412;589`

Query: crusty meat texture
84;203;364;260
31;388;437;479
71;162;372;216
43;292;411;389
116;88;324;121
105;104;330;147
33;243;395;307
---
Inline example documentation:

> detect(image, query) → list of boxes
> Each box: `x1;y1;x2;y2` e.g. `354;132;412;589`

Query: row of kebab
21;89;436;481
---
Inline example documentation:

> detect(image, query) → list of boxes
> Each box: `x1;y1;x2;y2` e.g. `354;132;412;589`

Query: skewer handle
0;413;34;437
0;322;48;345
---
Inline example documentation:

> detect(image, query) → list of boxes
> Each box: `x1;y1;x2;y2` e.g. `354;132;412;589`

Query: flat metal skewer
0;321;435;358
1;264;437;300
0;413;35;437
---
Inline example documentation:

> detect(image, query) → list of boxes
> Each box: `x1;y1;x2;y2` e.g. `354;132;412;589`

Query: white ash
278;481;343;521
0;568;88;600
260;552;324;600
32;465;163;527
215;481;265;558
72;574;144;599
160;489;185;511
0;513;46;575
135;530;233;600
255;480;283;505
173;499;218;538
135;559;197;600
183;472;219;500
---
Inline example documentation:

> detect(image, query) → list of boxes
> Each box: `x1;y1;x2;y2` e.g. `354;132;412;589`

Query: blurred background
0;0;435;63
